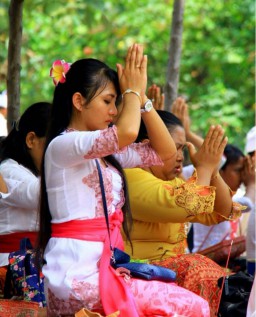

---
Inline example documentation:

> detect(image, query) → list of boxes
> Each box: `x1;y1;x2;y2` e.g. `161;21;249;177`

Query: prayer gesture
241;154;255;187
147;84;165;110
116;44;147;99
171;97;190;135
187;125;228;174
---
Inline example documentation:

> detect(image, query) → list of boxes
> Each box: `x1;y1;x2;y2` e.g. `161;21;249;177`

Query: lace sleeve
164;180;216;216
188;171;245;221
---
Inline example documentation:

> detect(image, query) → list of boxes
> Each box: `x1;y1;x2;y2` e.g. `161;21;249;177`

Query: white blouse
0;159;39;266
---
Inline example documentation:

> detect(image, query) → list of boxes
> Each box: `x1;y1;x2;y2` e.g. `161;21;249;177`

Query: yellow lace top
123;168;243;261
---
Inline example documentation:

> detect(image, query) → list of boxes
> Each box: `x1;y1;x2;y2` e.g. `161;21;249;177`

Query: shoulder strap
95;159;113;251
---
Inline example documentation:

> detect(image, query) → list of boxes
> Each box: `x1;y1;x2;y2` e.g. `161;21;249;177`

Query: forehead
170;126;186;144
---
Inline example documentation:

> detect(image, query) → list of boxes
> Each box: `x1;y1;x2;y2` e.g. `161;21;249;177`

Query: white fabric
245;126;256;153
43;127;162;309
0;113;7;137
246;206;256;261
0;91;7;108
192;195;253;253
0;159;39;266
247;278;256;317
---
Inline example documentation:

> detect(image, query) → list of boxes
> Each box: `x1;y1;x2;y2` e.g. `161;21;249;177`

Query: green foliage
0;0;254;149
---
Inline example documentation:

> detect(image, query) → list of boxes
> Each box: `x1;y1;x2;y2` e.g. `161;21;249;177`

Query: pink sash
51;210;138;317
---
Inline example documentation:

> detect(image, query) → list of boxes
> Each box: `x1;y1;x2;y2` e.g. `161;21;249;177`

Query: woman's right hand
116;44;147;100
187;125;228;174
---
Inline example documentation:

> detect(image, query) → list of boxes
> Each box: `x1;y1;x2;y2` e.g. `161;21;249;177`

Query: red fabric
0;300;39;316
51;210;139;317
0;266;7;297
0;232;37;253
151;253;227;317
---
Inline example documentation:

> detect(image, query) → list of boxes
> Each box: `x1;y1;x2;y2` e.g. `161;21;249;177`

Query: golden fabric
123;168;242;261
123;168;243;317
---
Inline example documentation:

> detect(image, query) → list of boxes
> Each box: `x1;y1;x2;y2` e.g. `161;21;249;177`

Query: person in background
37;44;210;317
169;97;252;262
192;144;247;253
0;90;8;137
244;126;256;276
123;108;244;317
0;101;51;296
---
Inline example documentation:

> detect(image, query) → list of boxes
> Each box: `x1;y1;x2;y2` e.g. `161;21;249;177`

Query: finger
129;43;138;69
204;125;215;146
155;86;161;105
147;85;153;100
211;126;225;151
135;44;143;67
186;142;196;158
160;94;165;110
140;54;147;73
116;63;123;81
180;102;186;120
125;45;133;70
218;136;228;154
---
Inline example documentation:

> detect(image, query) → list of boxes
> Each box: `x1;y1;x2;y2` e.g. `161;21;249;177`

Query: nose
176;149;184;162
109;103;118;116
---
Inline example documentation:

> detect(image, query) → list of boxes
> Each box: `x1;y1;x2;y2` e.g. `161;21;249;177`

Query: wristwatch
141;99;153;113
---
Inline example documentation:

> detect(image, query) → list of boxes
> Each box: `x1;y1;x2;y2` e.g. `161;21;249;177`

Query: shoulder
0;159;35;179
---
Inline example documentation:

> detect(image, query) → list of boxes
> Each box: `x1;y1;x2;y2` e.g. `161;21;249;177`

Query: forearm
115;94;141;148
142;108;176;161
210;173;233;217
186;131;204;149
195;166;212;186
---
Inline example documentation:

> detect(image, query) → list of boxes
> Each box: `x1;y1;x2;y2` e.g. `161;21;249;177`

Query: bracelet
122;89;142;104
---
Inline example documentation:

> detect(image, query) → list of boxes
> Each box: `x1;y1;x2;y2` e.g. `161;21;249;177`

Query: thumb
186;142;196;158
116;63;123;79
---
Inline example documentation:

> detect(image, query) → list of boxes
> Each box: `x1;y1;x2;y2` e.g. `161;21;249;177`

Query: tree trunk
7;0;23;132
164;0;184;110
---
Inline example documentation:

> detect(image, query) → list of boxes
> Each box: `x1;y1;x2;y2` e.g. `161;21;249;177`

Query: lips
175;166;182;174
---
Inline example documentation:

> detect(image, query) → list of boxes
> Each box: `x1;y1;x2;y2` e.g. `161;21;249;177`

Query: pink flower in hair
50;59;71;86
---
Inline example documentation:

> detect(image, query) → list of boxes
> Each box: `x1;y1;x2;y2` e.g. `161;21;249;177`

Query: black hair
136;109;183;142
0;102;51;176
38;58;132;254
221;144;244;170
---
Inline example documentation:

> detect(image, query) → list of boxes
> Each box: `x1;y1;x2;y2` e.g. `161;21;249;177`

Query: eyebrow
105;93;116;98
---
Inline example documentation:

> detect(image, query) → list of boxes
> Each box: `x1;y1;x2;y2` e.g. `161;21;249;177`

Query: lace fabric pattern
164;181;216;216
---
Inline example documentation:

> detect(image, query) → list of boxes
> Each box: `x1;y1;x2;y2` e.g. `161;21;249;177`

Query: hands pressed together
116;43;148;105
187;125;228;176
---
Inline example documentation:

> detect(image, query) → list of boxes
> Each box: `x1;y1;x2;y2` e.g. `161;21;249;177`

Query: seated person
124;110;244;317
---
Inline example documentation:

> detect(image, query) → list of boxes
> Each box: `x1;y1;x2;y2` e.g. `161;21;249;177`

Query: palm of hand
189;125;227;171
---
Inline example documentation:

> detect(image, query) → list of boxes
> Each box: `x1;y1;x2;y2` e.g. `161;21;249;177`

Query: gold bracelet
122;89;142;104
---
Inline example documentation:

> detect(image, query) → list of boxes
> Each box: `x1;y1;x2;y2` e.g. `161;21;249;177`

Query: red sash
51;210;138;317
0;231;38;253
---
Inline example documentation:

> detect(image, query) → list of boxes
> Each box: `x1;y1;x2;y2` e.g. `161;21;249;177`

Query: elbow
161;148;177;163
118;128;138;148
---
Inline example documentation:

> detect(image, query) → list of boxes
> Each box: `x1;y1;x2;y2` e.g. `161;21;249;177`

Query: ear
26;131;36;149
72;92;85;112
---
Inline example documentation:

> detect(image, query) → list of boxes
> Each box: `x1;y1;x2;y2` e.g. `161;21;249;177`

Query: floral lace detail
82;168;113;217
164;181;216;216
84;126;120;159
47;281;103;316
129;141;163;167
82;165;114;218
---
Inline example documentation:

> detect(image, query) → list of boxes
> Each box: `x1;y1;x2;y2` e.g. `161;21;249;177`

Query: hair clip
50;60;71;86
